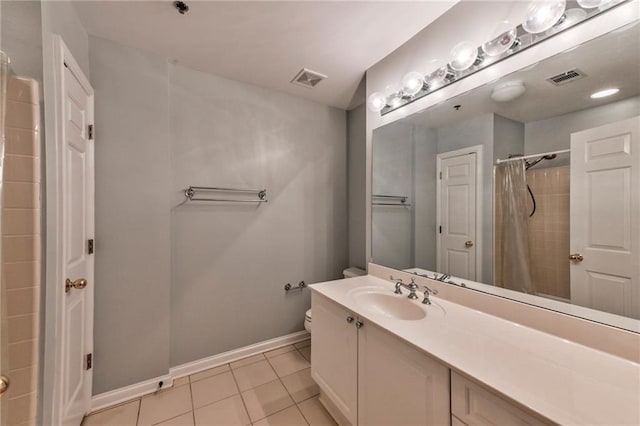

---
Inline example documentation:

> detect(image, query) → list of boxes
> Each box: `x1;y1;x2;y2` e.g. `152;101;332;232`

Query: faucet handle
423;285;438;295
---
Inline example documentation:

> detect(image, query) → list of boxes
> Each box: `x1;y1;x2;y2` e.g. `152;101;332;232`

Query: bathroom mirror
371;20;640;332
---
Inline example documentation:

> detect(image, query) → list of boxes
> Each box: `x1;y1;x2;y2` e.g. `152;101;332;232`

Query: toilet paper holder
284;281;307;292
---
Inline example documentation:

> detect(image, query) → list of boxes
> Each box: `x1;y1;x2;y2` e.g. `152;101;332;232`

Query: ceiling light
491;81;526;102
576;0;603;8
424;59;449;88
590;88;619;99
401;71;425;97
482;27;518;57
523;0;567;34
367;92;387;113
449;41;479;72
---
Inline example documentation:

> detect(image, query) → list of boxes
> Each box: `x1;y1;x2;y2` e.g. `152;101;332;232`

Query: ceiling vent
291;68;327;89
546;69;587;86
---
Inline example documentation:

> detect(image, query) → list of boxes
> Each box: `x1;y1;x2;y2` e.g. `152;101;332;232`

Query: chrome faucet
391;276;419;300
422;285;438;305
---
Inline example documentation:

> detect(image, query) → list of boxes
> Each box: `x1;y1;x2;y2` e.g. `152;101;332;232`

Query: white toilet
304;267;365;333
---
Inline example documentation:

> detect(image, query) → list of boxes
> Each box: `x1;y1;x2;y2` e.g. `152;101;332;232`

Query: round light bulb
553;8;587;31
449;41;479;72
576;0;602;7
491;81;526;102
367;92;387;113
523;0;567;34
590;88;619;99
401;71;425;97
482;27;518;56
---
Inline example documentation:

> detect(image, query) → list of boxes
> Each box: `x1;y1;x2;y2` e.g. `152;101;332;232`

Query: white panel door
570;116;640;319
57;42;95;425
438;153;477;280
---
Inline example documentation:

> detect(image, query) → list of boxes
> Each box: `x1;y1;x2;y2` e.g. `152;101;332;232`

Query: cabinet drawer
451;372;550;426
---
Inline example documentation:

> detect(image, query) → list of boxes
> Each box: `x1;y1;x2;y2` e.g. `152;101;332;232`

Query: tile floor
82;339;336;426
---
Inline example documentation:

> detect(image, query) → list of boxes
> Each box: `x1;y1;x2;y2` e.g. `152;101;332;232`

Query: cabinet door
358;321;451;425
311;294;358;425
451;372;547;426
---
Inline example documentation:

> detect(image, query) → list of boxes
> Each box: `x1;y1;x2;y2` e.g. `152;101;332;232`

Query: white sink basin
347;287;435;320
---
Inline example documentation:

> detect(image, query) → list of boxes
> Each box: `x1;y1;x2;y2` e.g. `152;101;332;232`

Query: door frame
436;145;483;281
43;35;94;425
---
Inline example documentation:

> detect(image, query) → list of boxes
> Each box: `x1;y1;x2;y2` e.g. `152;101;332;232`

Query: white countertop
311;275;640;426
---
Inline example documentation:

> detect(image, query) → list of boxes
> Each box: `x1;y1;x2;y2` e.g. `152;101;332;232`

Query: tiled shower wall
3;76;40;425
494;165;570;299
526;166;570;300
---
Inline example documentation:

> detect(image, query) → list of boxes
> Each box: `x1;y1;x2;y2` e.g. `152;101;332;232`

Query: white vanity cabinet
311;293;450;425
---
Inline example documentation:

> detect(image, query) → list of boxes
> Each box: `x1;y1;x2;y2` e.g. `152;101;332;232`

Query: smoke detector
291;68;327;89
546;69;587;86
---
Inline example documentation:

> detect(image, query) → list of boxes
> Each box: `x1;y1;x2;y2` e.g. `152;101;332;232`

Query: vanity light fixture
367;0;626;114
401;71;426;97
481;26;518;57
449;41;480;71
590;88;620;98
367;92;387;113
491;81;526;102
522;0;567;34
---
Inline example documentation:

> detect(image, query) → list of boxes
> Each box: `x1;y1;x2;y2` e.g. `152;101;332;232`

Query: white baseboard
90;330;310;413
170;330;310;379
91;373;173;413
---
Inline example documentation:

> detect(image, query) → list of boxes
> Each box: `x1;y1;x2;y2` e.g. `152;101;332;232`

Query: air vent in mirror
546;69;587;86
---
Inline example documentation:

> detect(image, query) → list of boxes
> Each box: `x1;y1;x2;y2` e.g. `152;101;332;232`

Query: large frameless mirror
371;20;640;332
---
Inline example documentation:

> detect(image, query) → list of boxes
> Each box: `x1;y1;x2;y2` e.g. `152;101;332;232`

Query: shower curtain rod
495;149;570;164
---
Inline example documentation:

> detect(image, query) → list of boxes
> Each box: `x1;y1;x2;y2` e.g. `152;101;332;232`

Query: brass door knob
569;253;584;262
65;278;88;293
465;241;474;248
0;375;9;396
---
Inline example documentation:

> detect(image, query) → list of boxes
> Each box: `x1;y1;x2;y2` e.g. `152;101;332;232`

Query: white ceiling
73;1;458;110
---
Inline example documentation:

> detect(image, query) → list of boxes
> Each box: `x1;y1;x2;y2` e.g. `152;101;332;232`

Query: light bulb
367;92;387;113
424;59;449;88
576;0;602;7
449;41;479;72
482;27;518;56
553;8;587;31
401;71;425;97
523;0;567;34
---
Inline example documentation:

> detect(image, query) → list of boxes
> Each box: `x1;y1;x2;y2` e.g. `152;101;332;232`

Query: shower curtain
0;50;8;425
495;159;535;294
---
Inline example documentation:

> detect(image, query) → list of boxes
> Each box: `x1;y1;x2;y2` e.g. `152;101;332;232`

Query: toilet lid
305;309;312;321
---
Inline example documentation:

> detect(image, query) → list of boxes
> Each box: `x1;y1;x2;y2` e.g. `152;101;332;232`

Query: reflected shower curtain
0;50;8;425
495;160;535;294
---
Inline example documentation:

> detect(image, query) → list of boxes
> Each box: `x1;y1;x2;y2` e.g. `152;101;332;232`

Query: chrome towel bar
184;186;268;203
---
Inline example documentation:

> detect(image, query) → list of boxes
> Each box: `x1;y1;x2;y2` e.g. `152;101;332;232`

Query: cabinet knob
346;316;354;324
355;321;364;329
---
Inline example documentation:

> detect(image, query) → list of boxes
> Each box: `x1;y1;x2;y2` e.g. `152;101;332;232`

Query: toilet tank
343;267;366;278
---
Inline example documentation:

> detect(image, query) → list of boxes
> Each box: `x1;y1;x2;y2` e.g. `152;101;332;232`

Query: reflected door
570;116;640;319
437;151;477;280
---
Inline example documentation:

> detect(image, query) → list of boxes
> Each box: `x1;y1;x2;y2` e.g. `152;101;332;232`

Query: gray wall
1;1;43;83
169;63;347;366
89;36;348;390
347;104;367;270
89;36;172;394
437;113;494;284
372;122;414;269
494;115;525;161
525;96;640;157
413;126;437;271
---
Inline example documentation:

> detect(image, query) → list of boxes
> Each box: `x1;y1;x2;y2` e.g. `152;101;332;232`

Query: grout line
229;362;252;424
264;357;310;426
136;397;142;426
189;375;197;425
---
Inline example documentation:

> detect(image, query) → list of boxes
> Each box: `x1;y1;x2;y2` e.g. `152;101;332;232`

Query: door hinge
439;171;442;179
88;124;94;140
86;353;92;370
439;225;442;234
87;239;94;255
